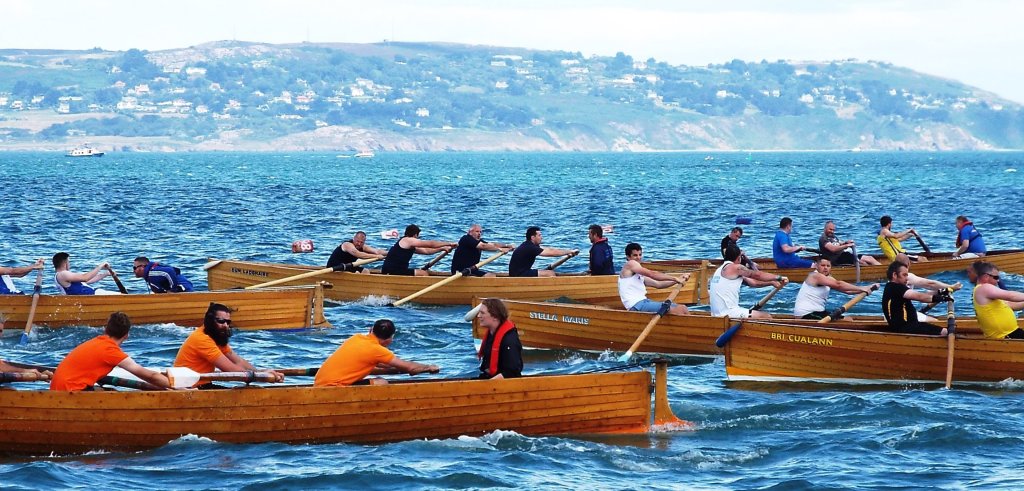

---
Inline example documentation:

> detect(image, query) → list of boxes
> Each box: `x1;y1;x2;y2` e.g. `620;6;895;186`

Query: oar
107;266;128;294
18;266;44;345
165;366;281;388
944;298;956;389
617;274;687;362
545;250;579;271
420;248;451;271
0;371;49;383
245;256;382;289
99;374;163;391
390;249;509;307
920;282;962;315
851;244;861;283
464;303;484;322
913;231;932;254
818;284;879;324
276;367;319;376
715;282;787;348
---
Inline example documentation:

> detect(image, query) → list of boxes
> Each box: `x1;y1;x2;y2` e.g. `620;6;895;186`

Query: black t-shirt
451;234;485;273
382;240;415;274
327;240;358;268
882;282;942;335
721;236;740;259
508;240;543;276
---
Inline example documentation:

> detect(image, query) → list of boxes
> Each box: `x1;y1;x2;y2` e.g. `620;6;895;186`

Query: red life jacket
478;320;516;377
955;221;974;247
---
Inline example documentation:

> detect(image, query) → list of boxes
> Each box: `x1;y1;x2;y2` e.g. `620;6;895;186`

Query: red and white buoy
291;239;315;253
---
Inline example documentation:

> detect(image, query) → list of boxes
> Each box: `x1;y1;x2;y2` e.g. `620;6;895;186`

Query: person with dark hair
794;257;879;319
52;252;117;295
508;226;578;277
969;261;1024;339
818;221;881;266
314;319;440;387
618;243;690;315
710;247;788;319
877;215;927;262
327;231;387;274
721;227;757;270
954;215;987;259
475;298;523;379
50;312;171;391
772;217;813;269
381;224;456;276
133;256;194;293
0;258;44;295
881;262;949;335
587;224;615;276
451;224;514;277
173;303;283;386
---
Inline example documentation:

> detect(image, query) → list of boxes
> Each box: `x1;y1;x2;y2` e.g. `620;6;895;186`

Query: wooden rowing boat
0;284;330;332
205;259;703;306
0;363;683;456
723;320;1024;385
644;249;1024;287
473;299;1009;357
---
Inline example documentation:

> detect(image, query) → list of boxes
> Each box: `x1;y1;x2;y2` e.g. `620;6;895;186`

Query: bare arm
907;274;953;291
343;242;385;260
818;275;877;295
539;247;578;257
117;357;171;389
0;259;43;277
384;356;440;375
781;243;804;254
955;240;970;256
212;352;253;372
978;283;1024;308
903;288;936;303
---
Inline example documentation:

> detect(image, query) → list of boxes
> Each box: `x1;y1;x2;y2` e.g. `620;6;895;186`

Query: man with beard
173;303;283;388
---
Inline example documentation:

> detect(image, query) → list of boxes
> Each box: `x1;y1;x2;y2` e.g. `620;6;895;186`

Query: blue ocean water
2;151;1024;489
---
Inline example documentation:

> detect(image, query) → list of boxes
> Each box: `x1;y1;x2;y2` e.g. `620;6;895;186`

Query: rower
710;247;788;319
969;261;1024;339
794;257;878;319
954;215;987;259
314;319;439;386
772;217;813;269
53;252;118;295
381;224;455;276
173;303;283;388
327;231;386;274
50;312;170;391
618;242;689;315
133;256;194;293
877;215;928;262
0;258;44;295
508;226;578;277
451;224;513;278
881;262;950;336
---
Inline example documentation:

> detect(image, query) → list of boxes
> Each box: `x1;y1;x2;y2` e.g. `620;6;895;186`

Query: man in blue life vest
0;258;44;295
133;256;194;293
954;215;987;259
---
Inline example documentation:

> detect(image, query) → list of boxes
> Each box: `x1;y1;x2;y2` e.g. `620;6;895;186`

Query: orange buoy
291;239;315;253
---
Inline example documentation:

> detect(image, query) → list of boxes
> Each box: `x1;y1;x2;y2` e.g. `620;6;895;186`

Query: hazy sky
4;0;1023;103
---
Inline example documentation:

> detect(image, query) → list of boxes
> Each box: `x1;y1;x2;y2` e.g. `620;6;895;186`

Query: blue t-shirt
589;239;615;275
772;230;812;268
508;241;543;277
959;225;987;254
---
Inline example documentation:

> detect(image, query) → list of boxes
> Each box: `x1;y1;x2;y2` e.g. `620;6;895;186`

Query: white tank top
794;272;830;317
618;272;648;310
710;262;743;316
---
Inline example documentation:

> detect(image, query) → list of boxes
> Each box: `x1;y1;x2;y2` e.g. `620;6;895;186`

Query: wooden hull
645;248;1024;285
0;368;679;456
724;320;1024;384
0;285;330;331
206;259;703;306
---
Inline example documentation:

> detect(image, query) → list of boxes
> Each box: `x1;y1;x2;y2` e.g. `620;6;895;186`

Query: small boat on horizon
354;150;375;158
65;144;105;157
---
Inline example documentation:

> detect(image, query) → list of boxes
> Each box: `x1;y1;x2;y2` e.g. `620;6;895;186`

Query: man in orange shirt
314;319;439;387
50;312;171;391
173;303;283;387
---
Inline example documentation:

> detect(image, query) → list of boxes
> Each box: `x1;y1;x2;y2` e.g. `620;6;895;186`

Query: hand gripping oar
851;244;861;283
545;250;579;271
818;284;879;324
945;298;956;389
715;281;786;348
19;266;44;345
617;274;687;362
913;231;932;254
390;249;509;307
245;256;382;289
420;248;451;271
166;366;282;389
920;282;962;315
107;266;128;294
0;371;49;383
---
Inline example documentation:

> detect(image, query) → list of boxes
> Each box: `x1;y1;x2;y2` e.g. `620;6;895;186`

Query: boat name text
529;311;590;325
771;332;834;347
230;267;271;278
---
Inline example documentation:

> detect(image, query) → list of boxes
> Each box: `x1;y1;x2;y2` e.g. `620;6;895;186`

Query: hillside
0;40;1022;152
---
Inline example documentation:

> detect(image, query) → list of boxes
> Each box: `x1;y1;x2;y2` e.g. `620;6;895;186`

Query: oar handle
200;371;281;384
618;274;687;361
275;367;319;376
920;282;962;314
245;256;382;289
945;298;956;389
851;244;861;283
913;231;932;254
391;249;509;307
751;281;786;312
107;266;128;294
21;268;44;339
819;284;878;324
420;248;451;271
98;375;162;391
0;371;48;383
545;250;579;271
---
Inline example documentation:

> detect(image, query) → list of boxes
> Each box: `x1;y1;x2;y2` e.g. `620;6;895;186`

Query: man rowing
881;261;950;335
618;242;689;315
818;220;880;266
721;226;756;270
173;303;283;388
314;319;439;386
0;258;43;294
327;231;387;274
877;215;928;262
508;226;578;277
772;217;812;269
53;252;119;295
50;312;171;391
954;215;987;259
794;257;878;319
969;261;1024;339
133;256;194;293
587;224;615;275
381;224;456;276
710;247;788;319
451;224;513;278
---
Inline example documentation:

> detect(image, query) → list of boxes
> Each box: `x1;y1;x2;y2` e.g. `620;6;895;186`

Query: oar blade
166;366;201;388
464;303;483;322
715;321;743;348
616;351;634;363
18;332;29;345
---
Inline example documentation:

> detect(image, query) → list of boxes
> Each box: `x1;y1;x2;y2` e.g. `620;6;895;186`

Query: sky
3;0;1023;103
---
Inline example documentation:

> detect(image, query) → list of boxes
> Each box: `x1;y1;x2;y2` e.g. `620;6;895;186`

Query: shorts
715;307;750;319
1007;328;1024;340
454;267;488;277
800;310;831;320
512;269;539;278
628;298;680;313
382;267;415;276
776;257;813;269
832;251;857;266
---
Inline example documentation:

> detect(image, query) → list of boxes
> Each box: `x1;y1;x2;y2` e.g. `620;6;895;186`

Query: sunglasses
984;272;1001;281
214;318;232;325
133;264;145;270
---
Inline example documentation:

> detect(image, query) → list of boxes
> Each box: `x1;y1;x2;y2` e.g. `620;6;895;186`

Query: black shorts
511;269;539;278
800;310;831;320
382;267;415;276
1006;328;1024;340
832;251;857;266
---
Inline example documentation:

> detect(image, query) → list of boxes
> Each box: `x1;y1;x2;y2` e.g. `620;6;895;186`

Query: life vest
478;319;516;377
143;262;192;293
956;221;982;247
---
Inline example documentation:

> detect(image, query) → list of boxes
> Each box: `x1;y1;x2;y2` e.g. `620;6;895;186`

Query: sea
2;151;1024;490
